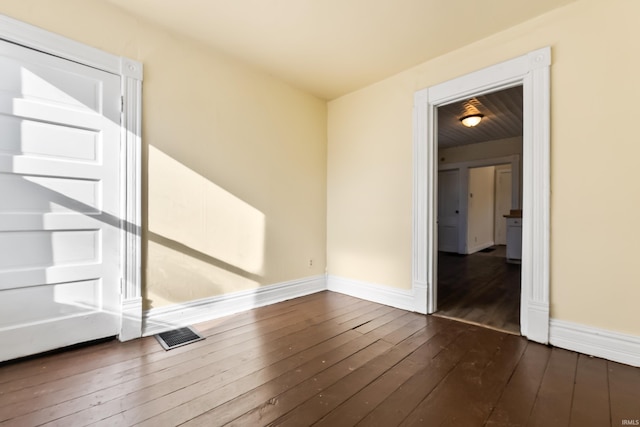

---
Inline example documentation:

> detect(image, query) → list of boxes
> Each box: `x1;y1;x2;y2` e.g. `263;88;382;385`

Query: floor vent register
155;326;204;350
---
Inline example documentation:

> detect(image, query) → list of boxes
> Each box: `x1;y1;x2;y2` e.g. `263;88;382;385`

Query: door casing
412;47;550;343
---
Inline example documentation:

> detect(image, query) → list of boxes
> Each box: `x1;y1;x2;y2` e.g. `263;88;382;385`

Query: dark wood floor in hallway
437;248;521;334
0;291;638;426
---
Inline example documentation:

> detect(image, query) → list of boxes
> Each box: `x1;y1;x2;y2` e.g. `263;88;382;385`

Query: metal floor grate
155;326;204;350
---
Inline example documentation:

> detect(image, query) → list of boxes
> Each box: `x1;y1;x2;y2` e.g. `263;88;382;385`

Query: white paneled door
494;165;512;245
0;39;122;362
437;169;460;253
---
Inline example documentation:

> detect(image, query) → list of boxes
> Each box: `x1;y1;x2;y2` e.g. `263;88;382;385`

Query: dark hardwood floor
437;247;521;334
1;291;639;426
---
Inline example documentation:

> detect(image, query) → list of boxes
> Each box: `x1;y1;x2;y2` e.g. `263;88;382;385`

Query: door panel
494;166;512;245
0;39;122;362
438;169;460;253
467;166;495;254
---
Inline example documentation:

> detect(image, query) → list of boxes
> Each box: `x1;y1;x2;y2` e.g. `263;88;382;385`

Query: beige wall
328;0;640;336
0;0;328;310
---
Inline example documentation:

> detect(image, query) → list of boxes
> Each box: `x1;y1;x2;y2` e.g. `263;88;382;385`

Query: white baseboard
550;319;640;367
327;275;415;312
142;275;326;336
467;240;495;255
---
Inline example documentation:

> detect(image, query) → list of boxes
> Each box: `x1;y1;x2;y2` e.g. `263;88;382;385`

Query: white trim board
143;275;327;336
413;47;551;343
0;14;144;342
326;275;415;312
550;319;640;368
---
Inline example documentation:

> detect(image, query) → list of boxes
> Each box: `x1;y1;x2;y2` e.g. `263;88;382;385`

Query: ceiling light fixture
460;114;484;127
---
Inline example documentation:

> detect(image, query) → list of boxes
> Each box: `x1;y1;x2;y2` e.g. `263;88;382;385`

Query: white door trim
412;47;550;343
0;14;144;341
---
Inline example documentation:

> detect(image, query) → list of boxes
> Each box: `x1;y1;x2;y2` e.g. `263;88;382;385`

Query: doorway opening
412;46;551;343
434;86;523;334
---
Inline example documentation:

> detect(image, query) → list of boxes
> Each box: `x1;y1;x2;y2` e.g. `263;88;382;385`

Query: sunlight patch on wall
146;240;259;308
148;145;266;276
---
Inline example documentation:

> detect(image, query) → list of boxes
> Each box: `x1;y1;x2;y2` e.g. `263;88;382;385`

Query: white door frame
0;14;144;341
412;47;550;343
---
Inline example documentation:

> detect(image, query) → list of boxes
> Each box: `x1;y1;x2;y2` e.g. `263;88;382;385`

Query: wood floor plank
0;296;356;420
361;312;420;339
399;329;525;426
313;321;467;427
152;332;380;426
355;326;479;427
352;308;408;334
180;315;440;427
608;360;640;425
0;337;160;390
0;338;162;412
136;330;369;427
2;295;376;425
225;340;394;427
396;327;505;425
0;290;327;387
377;313;432;345
568;354;610;427
0;292;333;395
336;305;397;330
51;301;397;426
527;347;578;427
3;326;312;424
269;322;445;426
485;342;551;426
429;333;528;426
163;316;424;425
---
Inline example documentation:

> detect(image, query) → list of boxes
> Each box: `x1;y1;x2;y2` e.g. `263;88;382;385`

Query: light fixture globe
460;114;484;127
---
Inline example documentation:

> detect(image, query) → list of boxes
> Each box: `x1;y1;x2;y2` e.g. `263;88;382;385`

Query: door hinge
120;278;124;295
120;96;124;112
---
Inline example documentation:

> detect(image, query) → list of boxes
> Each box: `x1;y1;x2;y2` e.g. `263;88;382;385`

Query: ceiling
438;85;523;149
104;0;576;100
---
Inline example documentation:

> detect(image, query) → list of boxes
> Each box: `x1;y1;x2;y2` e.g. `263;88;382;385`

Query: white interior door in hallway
0;39;122;362
437;169;460;253
494;165;512;245
467;166;495;254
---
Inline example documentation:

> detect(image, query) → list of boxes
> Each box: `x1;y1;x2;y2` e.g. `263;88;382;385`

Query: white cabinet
506;217;522;263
